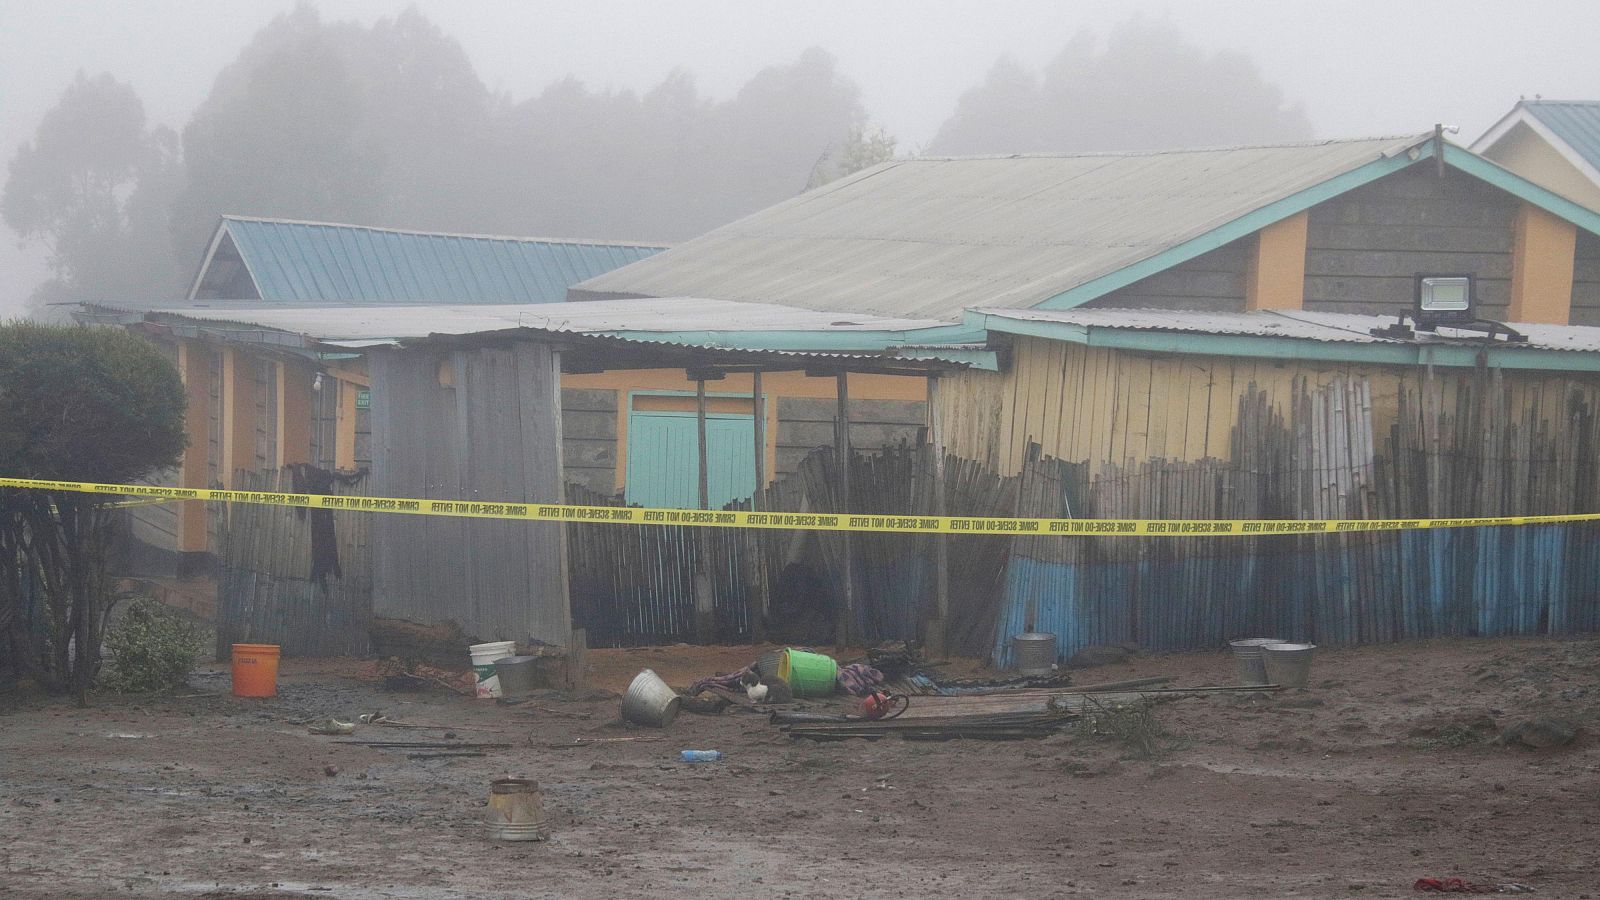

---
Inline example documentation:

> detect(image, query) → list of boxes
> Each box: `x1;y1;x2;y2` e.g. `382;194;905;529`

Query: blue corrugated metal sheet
214;216;664;304
1524;101;1600;172
991;526;1600;667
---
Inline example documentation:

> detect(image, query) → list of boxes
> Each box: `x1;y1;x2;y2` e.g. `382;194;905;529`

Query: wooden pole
752;371;766;494
693;377;714;643
550;349;574;648
835;371;854;651
750;370;769;641
927;375;950;659
696;378;710;511
176;340;213;557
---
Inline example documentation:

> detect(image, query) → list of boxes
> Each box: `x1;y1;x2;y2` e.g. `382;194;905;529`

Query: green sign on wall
355;389;371;410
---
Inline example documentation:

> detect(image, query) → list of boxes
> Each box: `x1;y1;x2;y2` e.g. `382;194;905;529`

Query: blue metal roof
196;216;665;304
1523;101;1600;173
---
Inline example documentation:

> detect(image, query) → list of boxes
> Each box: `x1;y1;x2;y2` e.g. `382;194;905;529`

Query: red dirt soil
1;637;1596;898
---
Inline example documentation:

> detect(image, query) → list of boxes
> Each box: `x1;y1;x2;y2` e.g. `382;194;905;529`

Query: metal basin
621;668;681;727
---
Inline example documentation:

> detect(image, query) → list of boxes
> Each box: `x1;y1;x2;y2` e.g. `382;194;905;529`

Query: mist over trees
1;73;186;309
929;18;1313;155
5;7;873;312
4;9;1315;313
172;8;875;264
480;46;866;240
172;7;484;257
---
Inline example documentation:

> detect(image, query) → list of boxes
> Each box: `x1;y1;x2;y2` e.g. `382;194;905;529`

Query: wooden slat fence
993;373;1600;665
215;468;372;657
565;443;1024;648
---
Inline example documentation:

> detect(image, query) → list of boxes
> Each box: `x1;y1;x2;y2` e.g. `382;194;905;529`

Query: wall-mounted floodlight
1414;274;1474;326
1372;271;1524;342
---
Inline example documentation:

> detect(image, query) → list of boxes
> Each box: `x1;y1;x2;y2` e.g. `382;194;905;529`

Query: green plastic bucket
777;648;838;698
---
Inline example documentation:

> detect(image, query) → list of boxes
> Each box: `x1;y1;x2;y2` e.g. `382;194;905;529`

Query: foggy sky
3;0;1598;316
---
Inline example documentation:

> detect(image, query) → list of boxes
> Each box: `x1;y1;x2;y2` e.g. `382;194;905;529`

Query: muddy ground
1;637;1597;899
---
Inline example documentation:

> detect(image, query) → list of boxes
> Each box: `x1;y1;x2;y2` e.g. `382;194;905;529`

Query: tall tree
486;46;866;241
173;4;496;259
2;72;182;313
15;6;874;301
171;6;389;262
931;19;1313;155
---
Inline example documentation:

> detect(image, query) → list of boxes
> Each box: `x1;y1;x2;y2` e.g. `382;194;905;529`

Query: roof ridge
218;214;669;249
905;133;1431;163
1522;99;1600;107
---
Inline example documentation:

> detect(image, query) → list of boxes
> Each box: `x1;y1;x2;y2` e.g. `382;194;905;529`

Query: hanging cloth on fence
291;464;366;587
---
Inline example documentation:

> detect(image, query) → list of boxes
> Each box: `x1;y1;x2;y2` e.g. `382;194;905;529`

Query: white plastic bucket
469;641;517;698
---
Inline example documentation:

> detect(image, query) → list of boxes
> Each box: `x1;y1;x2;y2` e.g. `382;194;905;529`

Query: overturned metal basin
621;668;681;727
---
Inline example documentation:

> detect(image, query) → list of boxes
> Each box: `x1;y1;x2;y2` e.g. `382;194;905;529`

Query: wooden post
750;370;770;641
565;627;587;692
751;371;766;496
693;377;714;643
696;378;710;510
835;371;854;651
926;375;950;659
176;340;213;556
550;349;574;648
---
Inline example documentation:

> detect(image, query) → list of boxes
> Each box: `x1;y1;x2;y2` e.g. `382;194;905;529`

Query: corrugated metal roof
198;216;665;304
138;296;944;343
1522;101;1600;173
574;135;1431;321
975;307;1600;354
99;298;984;368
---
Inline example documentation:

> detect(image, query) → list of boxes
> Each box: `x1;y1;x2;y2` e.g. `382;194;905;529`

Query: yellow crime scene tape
4;476;1598;537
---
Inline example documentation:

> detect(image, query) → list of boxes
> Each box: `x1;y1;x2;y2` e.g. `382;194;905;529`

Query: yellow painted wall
1245;210;1308;311
1510;202;1578;324
937;336;1594;476
219;347;259;489
335;377;359;470
563;368;928;493
276;360;314;467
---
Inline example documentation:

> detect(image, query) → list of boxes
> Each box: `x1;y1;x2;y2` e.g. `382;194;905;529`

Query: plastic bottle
680;749;723;762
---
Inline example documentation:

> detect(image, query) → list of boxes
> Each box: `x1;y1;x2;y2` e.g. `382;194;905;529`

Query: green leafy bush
98;598;201;693
0;322;186;699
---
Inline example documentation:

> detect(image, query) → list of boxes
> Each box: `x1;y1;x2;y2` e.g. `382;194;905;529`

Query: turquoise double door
624;410;757;510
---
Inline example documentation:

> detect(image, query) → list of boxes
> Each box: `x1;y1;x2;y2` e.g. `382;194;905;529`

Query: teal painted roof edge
1034;139;1600;312
599;322;982;350
1441;144;1600;237
1032;144;1426;310
598;323;997;370
966;311;1600;373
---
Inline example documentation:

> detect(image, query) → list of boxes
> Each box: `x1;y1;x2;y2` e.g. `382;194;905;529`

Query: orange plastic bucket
231;643;281;697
